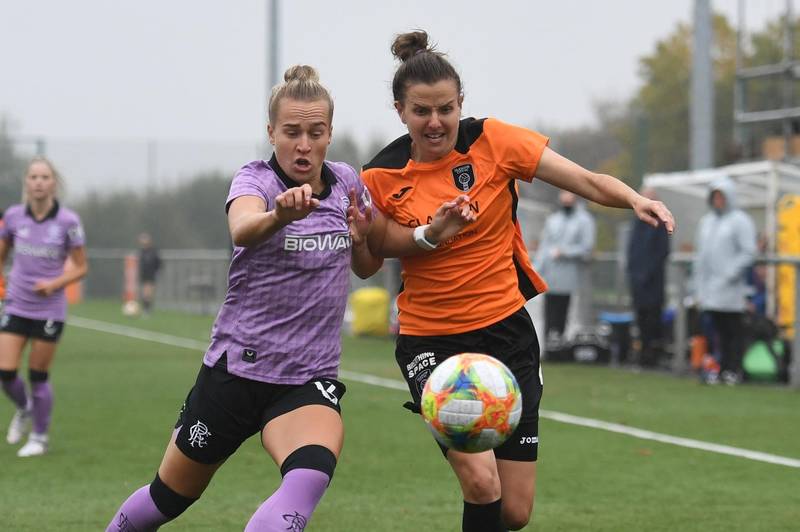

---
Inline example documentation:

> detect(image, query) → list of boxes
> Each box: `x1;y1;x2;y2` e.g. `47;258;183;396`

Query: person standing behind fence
533;191;596;348
0;157;88;457
137;232;161;316
626;187;670;367
694;176;756;385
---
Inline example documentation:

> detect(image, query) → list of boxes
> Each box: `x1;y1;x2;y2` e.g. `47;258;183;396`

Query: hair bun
391;30;430;62
284;65;319;83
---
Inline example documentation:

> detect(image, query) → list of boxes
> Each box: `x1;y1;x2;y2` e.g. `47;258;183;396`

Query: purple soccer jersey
203;157;370;384
0;202;85;321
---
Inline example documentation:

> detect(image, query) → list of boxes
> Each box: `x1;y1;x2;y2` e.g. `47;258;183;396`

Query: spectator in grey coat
533;191;596;345
693;177;756;385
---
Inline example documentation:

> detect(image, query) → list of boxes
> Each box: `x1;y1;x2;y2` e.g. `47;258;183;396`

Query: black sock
463;499;505;532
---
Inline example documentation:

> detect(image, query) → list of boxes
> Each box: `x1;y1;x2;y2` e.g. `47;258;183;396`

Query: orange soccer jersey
362;117;549;335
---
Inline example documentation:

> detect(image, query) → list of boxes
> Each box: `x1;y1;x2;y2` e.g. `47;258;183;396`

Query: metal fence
80;248;800;387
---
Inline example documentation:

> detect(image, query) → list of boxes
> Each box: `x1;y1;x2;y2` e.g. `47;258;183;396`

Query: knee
458;465;501;503
29;369;48;383
150;473;198;519
502;501;533;531
281;444;337;481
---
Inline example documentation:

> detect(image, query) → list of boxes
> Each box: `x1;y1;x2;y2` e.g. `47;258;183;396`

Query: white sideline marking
69;315;800;469
538;410;800;468
68;316;210;351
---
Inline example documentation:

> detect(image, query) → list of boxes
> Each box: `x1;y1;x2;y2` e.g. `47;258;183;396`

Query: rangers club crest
452;164;475;191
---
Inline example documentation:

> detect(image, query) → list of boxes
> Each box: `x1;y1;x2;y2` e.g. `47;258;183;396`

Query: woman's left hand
34;279;58;296
347;189;374;246
633;196;675;234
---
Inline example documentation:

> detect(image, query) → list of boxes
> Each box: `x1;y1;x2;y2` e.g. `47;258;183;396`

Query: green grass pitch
2;301;798;531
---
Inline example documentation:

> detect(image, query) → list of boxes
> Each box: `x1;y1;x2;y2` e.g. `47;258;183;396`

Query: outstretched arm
228;184;320;248
367;195;476;258
536;147;675;234
347;189;384;279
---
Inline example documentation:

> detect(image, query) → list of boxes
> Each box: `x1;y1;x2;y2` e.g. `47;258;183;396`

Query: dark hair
390;30;462;103
268;65;334;124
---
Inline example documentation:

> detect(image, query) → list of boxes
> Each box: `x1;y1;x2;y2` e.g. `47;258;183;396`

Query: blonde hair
268;65;334;124
23;155;63;202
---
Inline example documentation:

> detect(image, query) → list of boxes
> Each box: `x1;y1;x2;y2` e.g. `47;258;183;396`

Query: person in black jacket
627;187;670;367
137;232;162;315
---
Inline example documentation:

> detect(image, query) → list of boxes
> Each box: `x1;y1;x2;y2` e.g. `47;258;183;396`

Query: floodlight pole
266;0;280;155
691;0;714;170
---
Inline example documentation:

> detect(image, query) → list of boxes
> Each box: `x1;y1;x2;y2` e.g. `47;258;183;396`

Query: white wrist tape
413;224;438;251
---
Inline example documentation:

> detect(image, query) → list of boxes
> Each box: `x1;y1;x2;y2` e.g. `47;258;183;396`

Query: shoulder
235;159;272;180
577;208;594;222
481;117;544;140
4;204;24;219
58;205;82;223
231;160;280;197
453;117;488;153
362;134;412;172
324;160;359;183
730;209;754;223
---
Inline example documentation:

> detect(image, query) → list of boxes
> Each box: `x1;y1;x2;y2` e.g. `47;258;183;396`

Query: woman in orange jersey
361;30;675;532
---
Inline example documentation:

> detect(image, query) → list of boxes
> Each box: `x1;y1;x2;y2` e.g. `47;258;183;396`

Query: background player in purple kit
0;156;88;457
105;65;472;532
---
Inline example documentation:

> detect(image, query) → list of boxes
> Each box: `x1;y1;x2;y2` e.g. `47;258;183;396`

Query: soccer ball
421;353;522;453
121;300;141;317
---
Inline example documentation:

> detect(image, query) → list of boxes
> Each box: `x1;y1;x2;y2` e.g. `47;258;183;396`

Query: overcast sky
0;0;786;150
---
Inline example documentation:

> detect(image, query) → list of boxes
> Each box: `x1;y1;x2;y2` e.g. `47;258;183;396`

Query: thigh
141;281;155;297
0;332;27;370
447;449;501;503
395;331;481;406
261;405;344;467
260;378;347;466
28;339;59;371
158;429;226;499
497;459;537;519
174;365;262;465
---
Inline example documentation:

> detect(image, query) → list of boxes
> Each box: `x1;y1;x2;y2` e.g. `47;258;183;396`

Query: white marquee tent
644;160;800;252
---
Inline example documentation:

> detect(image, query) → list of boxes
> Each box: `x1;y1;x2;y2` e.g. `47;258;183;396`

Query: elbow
230;228;255;248
354;270;372;280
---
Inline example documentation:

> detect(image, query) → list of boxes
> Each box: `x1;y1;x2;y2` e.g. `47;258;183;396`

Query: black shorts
396;306;543;461
174;363;346;464
0;313;65;342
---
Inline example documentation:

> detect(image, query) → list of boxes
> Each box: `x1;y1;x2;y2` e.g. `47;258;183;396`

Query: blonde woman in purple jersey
106;65;472;532
0;156;88;457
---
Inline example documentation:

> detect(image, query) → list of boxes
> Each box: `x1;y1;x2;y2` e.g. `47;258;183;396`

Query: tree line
2;12;796;251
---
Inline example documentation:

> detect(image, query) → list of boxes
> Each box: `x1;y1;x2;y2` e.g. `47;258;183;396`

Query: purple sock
2;376;28;410
244;469;330;532
106;485;170;532
31;380;53;434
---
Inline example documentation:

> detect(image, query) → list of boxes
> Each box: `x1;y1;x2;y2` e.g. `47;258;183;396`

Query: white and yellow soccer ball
421;353;522;453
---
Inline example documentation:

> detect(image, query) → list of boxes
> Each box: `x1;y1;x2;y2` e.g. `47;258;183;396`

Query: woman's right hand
273;183;320;224
428;195;476;244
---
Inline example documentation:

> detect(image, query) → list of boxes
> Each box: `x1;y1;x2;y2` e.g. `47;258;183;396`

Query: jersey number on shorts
314;381;338;405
